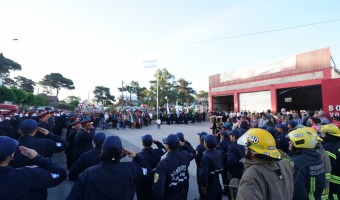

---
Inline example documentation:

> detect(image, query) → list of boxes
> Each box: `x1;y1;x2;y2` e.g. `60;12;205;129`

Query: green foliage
25;92;35;105
0;53;21;79
195;90;209;101
39;73;75;97
63;96;81;104
33;95;48;106
11;88;28;104
0;86;16;102
14;76;36;93
93;86;115;105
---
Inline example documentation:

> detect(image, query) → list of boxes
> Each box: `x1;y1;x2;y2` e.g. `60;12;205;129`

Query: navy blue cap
276;124;288;131
37;111;51;119
0;136;19;162
197;131;208;138
103;136;122;151
227;129;242;138
70;120;81;126
219;131;229;137
266;127;277;136
141;134;153;145
68;114;78;120
260;125;268;130
224;124;232;131
19;119;38;131
94;132;106;144
176;132;184;141
202;134;217;147
80;119;93;125
162;134;179;148
287;120;297;127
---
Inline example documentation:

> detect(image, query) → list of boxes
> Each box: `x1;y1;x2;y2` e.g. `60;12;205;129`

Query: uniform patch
154;173;159;183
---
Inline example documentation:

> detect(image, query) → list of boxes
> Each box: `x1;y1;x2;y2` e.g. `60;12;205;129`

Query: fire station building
209;47;340;119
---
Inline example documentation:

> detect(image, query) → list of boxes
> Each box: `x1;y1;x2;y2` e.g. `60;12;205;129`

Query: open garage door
212;95;234;111
239;91;271;112
277;85;322;111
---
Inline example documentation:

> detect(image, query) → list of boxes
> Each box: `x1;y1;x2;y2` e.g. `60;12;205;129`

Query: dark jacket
73;128;95;163
135;141;167;200
66;154;149;200
292;148;326;200
228;142;245;179
0;155;66;200
152;150;195;200
199;149;224;200
68;146;102;181
10;134;67;168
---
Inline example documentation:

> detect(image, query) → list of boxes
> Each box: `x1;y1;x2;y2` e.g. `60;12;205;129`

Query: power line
121;18;340;53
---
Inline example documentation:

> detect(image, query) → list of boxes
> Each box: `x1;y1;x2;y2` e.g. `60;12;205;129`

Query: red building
209;47;340;119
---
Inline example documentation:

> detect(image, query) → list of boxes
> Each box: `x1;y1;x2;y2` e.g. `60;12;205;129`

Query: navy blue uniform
199;149;224;200
66;154;149;200
195;142;206;197
10;133;67;168
292;149;326;200
36;120;54;138
66;127;77;169
68;146;102;181
277;131;290;153
217;139;232;193
178;141;196;198
227;142;245;179
152;150;195;200
0;155;66;200
73;128;95;163
135;141;166;200
322;137;340;200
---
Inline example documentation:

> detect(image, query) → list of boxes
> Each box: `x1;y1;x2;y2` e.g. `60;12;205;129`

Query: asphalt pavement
48;121;229;200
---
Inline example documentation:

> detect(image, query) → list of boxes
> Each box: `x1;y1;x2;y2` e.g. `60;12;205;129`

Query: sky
1;0;340;102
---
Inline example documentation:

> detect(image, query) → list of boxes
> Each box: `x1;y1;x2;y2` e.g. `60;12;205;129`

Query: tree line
0;53;208;109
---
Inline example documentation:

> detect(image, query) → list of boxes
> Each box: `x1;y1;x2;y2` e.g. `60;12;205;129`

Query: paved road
48;121;229;200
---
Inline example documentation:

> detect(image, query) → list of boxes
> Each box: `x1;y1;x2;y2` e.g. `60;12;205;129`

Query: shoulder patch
154;173;159;183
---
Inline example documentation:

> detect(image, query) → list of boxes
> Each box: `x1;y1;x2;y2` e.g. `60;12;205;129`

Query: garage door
239;91;271;112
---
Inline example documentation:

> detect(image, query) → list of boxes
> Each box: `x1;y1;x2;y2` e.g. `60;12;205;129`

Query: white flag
143;59;157;68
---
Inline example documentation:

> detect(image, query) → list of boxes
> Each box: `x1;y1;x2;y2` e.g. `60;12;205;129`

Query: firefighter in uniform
73;119;95;164
135;134;167;200
236;128;294;200
199;134;224;200
66;136;150;200
68;132;106;181
288;127;326;200
0;136;66;200
195;131;208;199
320;124;340;200
152;134;195;200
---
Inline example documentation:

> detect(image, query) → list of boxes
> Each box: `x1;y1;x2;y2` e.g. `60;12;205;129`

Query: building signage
220;56;297;82
322;79;340;119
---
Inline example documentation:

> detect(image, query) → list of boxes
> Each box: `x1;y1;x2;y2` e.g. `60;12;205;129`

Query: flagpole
156;67;159;119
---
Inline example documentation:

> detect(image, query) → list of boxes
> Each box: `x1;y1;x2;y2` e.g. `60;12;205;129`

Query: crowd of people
0;107;340;200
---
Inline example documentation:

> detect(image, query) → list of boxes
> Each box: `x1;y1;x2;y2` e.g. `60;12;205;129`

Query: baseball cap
287;120;297;127
0;136;19;162
162;134;179;148
218;130;229;137
276;124;288;131
37;111;51;119
227;129;243;138
197;131;208;139
141;134;153;145
80;119;93;126
176;132;184;141
93;132;106;144
19;119;38;131
202;134;217;147
70;120;81;126
103;136;123;151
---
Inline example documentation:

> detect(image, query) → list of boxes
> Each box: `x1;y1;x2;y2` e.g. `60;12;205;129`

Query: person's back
236;128;294;200
0;136;66;200
66;136;150;200
288;128;326;200
152;134;194;200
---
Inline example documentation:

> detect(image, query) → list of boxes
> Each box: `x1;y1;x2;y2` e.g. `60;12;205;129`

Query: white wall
239;90;271;113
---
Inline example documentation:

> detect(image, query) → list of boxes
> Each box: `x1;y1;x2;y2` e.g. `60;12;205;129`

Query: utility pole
121;80;124;106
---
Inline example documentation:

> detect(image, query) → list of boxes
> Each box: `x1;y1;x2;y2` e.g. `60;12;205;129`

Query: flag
143;59;157;68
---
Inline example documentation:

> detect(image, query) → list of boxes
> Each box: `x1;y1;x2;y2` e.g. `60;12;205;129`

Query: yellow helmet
237;128;281;159
288;128;318;149
319;124;340;137
304;127;323;142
